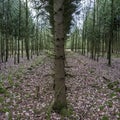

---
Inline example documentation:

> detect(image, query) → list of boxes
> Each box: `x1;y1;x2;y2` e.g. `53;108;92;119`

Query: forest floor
0;52;120;120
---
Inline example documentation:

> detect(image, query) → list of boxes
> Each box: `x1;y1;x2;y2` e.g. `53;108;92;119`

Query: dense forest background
0;0;120;64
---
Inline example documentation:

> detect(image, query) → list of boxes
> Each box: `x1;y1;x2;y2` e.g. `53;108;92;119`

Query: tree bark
18;0;21;63
53;0;67;112
25;0;29;60
108;0;114;66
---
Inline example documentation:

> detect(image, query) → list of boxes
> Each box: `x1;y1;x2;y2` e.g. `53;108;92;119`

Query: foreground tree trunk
53;0;67;112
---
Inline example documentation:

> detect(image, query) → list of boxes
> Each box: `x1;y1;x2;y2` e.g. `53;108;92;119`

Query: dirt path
0;53;120;120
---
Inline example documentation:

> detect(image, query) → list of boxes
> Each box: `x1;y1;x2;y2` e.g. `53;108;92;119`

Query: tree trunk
25;0;29;60
18;0;21;63
108;0;114;66
53;0;67;112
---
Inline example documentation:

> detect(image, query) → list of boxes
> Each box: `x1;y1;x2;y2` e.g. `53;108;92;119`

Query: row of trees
68;0;120;66
0;0;51;63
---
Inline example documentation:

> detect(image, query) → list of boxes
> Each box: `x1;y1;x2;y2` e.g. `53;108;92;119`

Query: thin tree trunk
108;0;114;66
18;0;21;63
5;0;10;62
25;0;29;60
91;0;96;59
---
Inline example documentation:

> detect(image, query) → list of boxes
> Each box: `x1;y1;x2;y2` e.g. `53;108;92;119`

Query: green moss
110;92;117;98
107;82;114;90
106;100;113;108
16;115;21;120
8;75;14;86
0;87;6;94
8;112;12;120
46;101;54;120
60;107;73;117
101;115;109;120
0;97;4;103
114;87;120;93
15;73;21;79
99;105;105;111
52;101;67;113
46;109;51;120
5;92;11;97
116;112;120;117
0;107;9;113
107;81;119;90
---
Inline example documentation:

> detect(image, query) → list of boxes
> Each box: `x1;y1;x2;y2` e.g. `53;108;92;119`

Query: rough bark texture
53;0;67;112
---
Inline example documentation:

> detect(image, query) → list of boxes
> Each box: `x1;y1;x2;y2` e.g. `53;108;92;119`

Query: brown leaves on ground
0;53;120;120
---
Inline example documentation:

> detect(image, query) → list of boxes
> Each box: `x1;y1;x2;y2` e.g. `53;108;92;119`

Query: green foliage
110;92;117;98
114;88;120;93
106;100;113;108
46;101;54;120
0;87;6;94
45;50;54;58
107;82;115;90
0;97;4;103
8;75;14;86
107;81;120;92
99;105;105;111
101;115;109;120
0;0;36;36
60;107;73;117
52;101;67;113
81;0;120;59
44;0;80;37
116;113;120;118
46;101;74;119
0;107;9;113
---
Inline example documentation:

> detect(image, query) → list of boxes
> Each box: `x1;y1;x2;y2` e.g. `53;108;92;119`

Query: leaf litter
0;52;120;120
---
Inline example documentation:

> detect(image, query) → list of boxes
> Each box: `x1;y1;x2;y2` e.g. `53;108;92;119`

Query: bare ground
0;52;120;120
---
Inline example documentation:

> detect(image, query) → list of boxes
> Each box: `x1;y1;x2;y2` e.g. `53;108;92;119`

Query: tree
42;0;80;112
25;0;30;60
52;0;67;111
80;0;120;64
0;0;43;62
108;0;114;66
18;0;21;63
